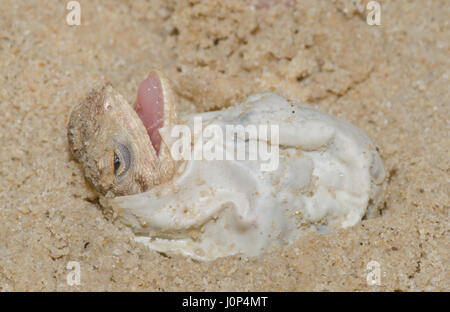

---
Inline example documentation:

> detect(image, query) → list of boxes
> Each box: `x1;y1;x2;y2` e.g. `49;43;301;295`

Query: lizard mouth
135;72;165;154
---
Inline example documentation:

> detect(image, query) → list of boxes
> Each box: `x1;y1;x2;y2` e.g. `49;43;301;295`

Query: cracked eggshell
102;92;386;260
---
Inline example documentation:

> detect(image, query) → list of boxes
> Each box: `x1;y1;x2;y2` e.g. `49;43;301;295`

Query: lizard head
68;71;176;197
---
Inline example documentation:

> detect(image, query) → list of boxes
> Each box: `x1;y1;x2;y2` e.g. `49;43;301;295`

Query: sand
0;0;448;291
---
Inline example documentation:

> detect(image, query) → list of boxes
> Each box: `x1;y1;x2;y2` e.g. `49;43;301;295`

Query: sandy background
0;0;448;291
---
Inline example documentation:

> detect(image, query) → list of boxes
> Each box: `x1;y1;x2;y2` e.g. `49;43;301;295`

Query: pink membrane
136;72;164;153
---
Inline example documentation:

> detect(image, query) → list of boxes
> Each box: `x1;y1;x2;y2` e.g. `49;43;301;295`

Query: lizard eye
113;153;121;173
113;143;131;178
